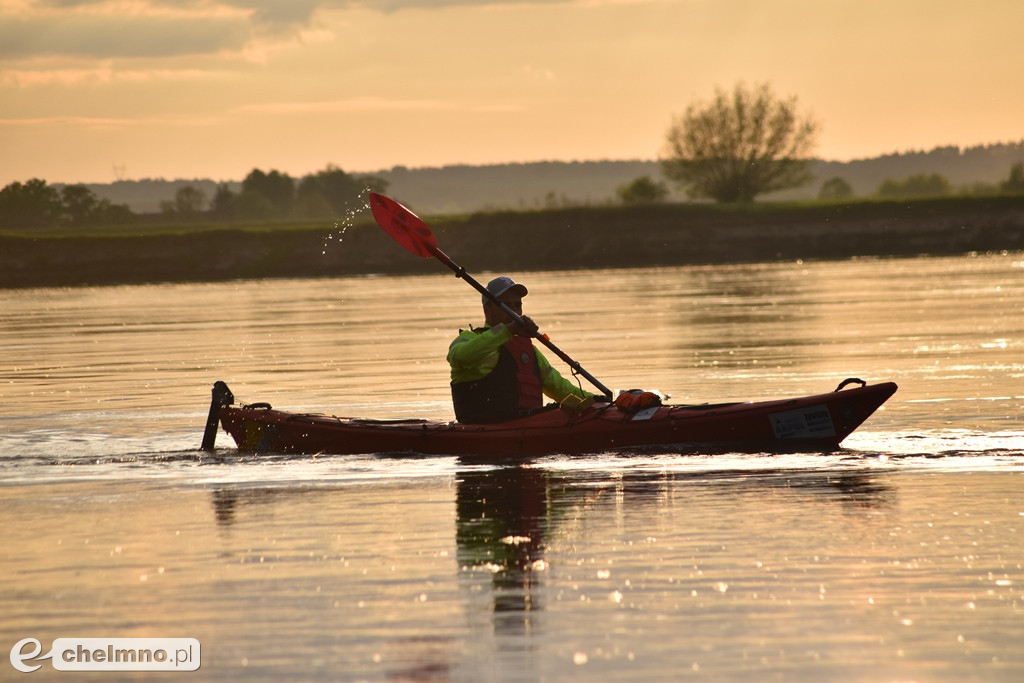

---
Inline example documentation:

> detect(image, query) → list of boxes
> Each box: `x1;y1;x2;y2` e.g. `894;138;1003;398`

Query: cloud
1;65;233;86
1;2;349;61
0;12;252;59
346;0;567;13
1;0;570;62
222;0;568;22
232;96;458;114
221;0;326;26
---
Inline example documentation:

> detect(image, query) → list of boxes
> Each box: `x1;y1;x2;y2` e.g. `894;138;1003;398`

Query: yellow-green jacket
447;324;592;422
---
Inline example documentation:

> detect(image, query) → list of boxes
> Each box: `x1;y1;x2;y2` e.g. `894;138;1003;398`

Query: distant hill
76;141;1024;215
375;161;669;215
70;178;243;215
782;142;1024;200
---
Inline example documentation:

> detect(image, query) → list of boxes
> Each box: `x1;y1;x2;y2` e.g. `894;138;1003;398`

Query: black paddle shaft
368;192;613;400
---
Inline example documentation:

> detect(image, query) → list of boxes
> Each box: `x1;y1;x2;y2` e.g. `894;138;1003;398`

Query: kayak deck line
202;378;898;457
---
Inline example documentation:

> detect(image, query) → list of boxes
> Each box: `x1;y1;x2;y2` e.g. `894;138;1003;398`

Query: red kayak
204;379;896;457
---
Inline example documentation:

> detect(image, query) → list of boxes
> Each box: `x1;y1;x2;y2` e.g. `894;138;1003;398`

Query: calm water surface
1;255;1022;680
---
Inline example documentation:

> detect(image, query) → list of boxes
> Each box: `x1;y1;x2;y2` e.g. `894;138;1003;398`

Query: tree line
167;165;388;221
0;178;136;229
617;161;1024;205
814;165;1024;201
0;165;387;230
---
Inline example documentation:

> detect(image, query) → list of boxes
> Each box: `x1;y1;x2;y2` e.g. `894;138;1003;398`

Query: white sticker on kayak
769;404;835;438
631;406;660;421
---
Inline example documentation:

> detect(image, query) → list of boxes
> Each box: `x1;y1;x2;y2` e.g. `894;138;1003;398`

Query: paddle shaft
368;192;613;399
428;243;613;400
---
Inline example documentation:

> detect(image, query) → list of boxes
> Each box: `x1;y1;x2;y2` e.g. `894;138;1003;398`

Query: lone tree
661;82;818;203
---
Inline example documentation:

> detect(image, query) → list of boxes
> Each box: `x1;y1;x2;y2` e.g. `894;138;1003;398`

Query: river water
1;254;1022;680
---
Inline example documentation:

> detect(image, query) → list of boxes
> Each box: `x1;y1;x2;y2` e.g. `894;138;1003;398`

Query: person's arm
535;348;594;402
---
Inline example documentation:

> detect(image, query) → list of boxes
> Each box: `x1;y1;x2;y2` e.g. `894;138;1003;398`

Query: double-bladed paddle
368;192;613;400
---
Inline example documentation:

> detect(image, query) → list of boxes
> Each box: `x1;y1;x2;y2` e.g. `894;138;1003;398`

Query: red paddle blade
369;192;438;258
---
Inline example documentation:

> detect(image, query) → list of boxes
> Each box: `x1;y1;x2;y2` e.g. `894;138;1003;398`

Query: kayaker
447;276;595;423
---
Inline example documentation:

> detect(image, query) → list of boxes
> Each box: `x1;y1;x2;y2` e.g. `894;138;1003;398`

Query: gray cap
483;276;528;305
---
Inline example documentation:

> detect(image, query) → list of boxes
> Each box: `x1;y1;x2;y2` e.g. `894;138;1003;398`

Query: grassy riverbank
3;196;1023;288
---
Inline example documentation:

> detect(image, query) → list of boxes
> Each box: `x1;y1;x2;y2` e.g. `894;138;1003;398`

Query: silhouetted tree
60;184;101;225
210;184;237;218
876;173;952;199
661;82;818;203
1000;162;1024;194
160;185;207;216
0;180;133;228
231;190;277;220
242;169;295;216
818;177;854;200
0;178;62;228
617;176;668;205
96;202;134;226
298;165;388;216
66;186;131;226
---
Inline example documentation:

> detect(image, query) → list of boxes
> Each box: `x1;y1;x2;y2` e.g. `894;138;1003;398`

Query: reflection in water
210;486;314;527
456;466;549;643
449;463;895;658
6;463;1021;682
204;465;895;666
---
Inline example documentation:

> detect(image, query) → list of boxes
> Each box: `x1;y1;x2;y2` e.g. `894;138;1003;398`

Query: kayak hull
214;381;897;457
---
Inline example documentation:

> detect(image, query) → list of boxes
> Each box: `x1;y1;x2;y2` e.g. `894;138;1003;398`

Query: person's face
485;291;523;324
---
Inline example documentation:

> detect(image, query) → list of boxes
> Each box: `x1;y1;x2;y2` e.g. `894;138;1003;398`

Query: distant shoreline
2;196;1023;289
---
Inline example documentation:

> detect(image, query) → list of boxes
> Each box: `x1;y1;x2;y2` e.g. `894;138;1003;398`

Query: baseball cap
483;276;528;305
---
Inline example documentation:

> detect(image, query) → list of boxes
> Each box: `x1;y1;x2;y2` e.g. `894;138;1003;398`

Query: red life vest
505;335;544;412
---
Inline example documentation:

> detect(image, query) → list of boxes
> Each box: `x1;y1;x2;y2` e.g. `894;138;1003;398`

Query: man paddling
447;276;595;423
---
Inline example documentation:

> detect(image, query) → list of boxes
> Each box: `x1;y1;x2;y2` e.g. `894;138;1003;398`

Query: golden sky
2;0;1022;185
